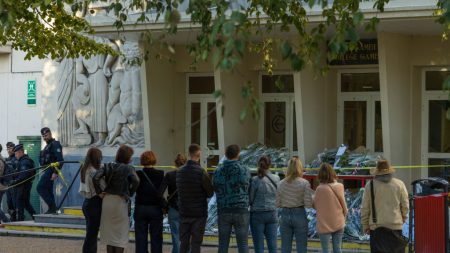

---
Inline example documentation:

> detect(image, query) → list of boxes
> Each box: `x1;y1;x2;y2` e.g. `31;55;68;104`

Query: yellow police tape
50;162;68;187
5;165;51;190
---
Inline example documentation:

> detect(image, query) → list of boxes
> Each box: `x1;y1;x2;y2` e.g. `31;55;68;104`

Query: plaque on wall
329;39;378;65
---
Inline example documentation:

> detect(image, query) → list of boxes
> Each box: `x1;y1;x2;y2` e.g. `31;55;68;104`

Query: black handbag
370;181;408;252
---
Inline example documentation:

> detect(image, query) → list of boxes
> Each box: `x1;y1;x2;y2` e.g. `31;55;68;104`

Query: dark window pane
428;158;450;181
341;73;380;92
190;103;201;145
207;102;218;150
425;71;450;91
428;100;450;153
293;103;298;151
344;101;367;150
189;76;215;94
262;75;294;93
264;102;286;148
374;101;383;152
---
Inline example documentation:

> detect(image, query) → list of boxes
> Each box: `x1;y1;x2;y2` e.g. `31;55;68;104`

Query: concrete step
34;214;86;225
2;221;371;252
62;206;83;217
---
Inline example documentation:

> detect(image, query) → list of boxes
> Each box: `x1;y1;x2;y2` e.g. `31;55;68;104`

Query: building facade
1;0;449;201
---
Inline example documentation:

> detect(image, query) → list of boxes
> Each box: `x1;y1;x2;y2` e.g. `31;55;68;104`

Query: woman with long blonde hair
276;157;313;253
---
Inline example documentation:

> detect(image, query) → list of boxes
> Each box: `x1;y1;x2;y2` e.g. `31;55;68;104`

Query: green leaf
290;54;305;71
213;90;224;98
222;22;235;37
280;41;292;60
353;12;364;26
444;76;450;90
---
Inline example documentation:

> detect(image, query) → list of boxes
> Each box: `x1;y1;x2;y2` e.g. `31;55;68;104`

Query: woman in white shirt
79;147;104;253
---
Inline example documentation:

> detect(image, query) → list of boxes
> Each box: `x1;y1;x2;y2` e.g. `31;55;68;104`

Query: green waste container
17;136;42;218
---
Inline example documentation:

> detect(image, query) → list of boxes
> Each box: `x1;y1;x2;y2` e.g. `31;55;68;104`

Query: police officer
5;142;17;221
10;144;36;221
37;127;63;214
0;144;11;223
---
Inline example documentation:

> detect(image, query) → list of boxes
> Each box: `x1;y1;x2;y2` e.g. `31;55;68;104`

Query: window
338;70;383;153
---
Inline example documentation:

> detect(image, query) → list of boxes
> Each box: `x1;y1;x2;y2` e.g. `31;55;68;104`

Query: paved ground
0;236;239;253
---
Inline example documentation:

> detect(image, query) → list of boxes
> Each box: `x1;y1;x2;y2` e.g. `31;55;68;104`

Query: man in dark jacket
176;144;214;253
37;127;63;214
213;144;251;253
0;144;11;223
11;144;36;221
5;142;17;221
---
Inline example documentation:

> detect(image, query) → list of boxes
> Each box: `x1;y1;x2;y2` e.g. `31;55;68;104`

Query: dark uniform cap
13;144;24;152
6;142;15;148
41;127;51;135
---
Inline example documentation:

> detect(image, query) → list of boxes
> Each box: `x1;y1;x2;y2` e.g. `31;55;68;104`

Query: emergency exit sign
27;80;36;105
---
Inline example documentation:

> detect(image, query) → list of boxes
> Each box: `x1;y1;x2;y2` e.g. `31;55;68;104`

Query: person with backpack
0;144;11;223
10;144;36;221
249;156;280;253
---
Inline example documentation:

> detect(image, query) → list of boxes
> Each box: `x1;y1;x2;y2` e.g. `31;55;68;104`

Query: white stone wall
0;51;44;157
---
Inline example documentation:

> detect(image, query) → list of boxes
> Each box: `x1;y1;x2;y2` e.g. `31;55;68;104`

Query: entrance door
421;69;450;180
186;75;223;168
258;74;298;157
338;70;383;153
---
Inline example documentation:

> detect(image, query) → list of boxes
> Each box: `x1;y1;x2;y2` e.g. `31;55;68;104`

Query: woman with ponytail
249;156;280;253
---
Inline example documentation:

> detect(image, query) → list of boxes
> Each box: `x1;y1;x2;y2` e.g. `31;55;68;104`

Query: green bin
17;136;42;217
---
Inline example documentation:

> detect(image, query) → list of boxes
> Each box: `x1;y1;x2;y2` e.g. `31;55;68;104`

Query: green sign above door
27;80;36;105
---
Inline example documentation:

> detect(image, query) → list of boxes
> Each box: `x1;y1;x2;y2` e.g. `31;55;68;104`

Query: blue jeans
279;207;308;253
168;207;180;253
319;229;344;253
217;211;249;253
250;211;278;253
37;169;56;211
0;191;10;222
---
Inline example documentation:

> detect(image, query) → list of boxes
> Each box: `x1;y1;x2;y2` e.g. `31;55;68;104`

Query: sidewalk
0;235;368;253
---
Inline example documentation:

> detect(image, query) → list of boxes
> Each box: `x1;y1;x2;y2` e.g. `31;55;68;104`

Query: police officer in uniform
10;144;36;221
37;127;63;214
5;142;18;221
0;144;11;223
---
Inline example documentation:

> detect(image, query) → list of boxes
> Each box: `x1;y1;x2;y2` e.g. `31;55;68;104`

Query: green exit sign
27;80;36;106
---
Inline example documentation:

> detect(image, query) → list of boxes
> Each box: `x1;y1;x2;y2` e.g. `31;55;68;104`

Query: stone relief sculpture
60;37;144;147
56;58;76;147
105;41;144;146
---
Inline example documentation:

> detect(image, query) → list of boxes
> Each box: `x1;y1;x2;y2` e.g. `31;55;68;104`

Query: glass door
259;74;298;157
421;69;450;180
186;75;222;168
338;70;383;153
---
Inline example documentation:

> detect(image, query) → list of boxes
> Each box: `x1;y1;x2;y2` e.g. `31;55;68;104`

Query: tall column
378;32;412;184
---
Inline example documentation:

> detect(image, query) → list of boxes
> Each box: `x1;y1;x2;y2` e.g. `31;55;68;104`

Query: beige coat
361;177;409;231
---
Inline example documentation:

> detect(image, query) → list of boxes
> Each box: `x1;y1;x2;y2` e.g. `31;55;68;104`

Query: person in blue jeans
160;153;187;253
276;157;313;253
213;145;251;253
249;156;280;253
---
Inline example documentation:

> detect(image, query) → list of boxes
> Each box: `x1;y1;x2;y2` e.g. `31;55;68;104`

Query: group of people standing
0;127;63;222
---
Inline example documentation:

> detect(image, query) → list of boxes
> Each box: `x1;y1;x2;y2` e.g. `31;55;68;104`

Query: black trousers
179;216;207;253
16;182;36;221
82;196;102;253
370;229;405;253
6;187;16;221
134;204;163;253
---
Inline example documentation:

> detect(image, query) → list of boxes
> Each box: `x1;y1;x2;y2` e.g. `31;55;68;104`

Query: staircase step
63;206;83;217
34;214;86;225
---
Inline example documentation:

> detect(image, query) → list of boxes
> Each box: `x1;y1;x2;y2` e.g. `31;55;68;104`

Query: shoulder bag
369;180;408;252
327;184;346;217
